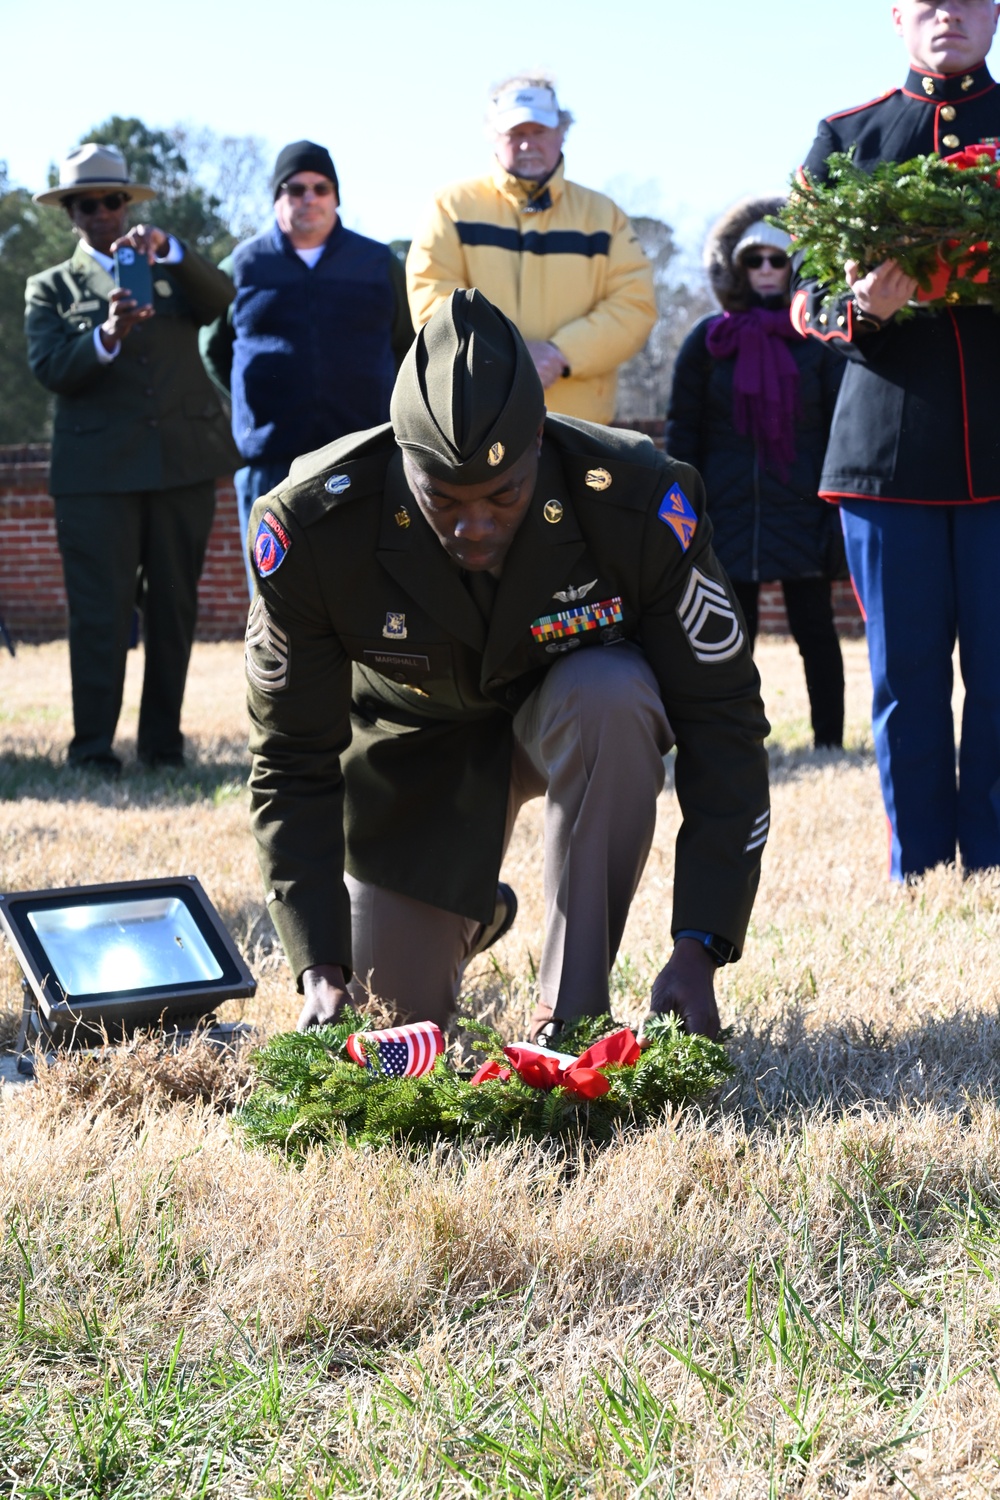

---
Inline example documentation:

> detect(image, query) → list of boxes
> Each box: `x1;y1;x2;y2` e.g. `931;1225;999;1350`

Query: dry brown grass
1;638;999;1497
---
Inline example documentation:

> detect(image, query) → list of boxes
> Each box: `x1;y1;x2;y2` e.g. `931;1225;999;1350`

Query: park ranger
246;290;770;1041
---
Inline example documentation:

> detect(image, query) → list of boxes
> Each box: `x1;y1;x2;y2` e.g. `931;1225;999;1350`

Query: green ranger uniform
247;358;771;993
25;241;239;765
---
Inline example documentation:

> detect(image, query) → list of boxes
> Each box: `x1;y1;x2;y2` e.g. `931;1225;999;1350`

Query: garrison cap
390;289;545;484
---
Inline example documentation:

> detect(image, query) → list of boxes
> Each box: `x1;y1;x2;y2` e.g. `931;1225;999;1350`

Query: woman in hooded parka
666;196;846;749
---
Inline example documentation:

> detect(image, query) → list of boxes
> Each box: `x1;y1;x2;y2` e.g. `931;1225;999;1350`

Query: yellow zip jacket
406;159;657;424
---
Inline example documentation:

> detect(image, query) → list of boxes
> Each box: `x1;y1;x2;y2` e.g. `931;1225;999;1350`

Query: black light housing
0;876;256;1064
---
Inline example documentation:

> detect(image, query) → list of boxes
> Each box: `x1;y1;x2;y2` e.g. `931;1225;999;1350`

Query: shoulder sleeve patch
245;595;290;692
657;482;699;551
253;510;291;577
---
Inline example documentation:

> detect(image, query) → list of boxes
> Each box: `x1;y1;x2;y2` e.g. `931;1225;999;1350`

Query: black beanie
271;140;339;200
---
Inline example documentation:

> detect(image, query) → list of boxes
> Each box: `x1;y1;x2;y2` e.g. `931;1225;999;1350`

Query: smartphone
113;244;154;307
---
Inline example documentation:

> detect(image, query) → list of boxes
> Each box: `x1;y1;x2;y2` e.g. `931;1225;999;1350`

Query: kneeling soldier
246;290;770;1042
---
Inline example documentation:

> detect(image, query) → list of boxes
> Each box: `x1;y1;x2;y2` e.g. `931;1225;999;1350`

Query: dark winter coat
792;62;1000;504
200;220;413;464
666;195;844;583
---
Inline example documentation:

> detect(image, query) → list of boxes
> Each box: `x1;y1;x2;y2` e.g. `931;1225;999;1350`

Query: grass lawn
1;636;999;1498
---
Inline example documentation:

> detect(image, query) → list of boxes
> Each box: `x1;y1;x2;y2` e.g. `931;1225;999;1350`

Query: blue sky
3;0;992;258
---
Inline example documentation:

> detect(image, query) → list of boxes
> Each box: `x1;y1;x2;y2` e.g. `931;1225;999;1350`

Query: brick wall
0;432;864;643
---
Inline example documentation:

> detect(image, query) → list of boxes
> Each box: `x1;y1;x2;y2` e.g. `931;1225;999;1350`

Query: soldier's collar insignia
657;482;698;551
584;467;612;491
383;611;408;640
962;74;975;91
487;442;505;466
394;507;411;528
253;510;291;577
543;499;564;524
922;76;936;95
325;473;351;495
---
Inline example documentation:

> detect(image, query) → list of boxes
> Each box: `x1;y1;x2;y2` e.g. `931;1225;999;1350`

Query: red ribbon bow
469;1028;641;1099
917;144;999;300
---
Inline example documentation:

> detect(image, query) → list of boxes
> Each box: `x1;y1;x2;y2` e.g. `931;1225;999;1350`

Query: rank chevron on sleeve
677;567;744;663
245;595;290;693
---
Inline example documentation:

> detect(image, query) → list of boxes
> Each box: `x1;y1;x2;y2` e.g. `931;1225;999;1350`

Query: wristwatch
848;298;886;336
673;929;738;966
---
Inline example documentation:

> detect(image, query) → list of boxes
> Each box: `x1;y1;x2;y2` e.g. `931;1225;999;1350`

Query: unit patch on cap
658;482;698;551
253;510;291;578
245;595;290;693
677;567;744;663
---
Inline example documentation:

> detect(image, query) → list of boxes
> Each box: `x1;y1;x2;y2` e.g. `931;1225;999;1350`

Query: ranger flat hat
391;289;545;484
34;143;157;207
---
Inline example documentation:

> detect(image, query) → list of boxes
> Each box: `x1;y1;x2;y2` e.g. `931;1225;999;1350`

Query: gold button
942;134;960;148
941;105;957;121
819;312;828;324
805;311;811;322
837;315;845;327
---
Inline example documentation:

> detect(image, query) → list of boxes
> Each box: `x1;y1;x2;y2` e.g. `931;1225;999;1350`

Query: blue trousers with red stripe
840;497;1000;880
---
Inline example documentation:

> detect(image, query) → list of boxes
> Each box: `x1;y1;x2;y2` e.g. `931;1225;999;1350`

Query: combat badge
383;612;408;640
677;567;744;663
658;482;698;551
253;510;291;577
245;595;290;692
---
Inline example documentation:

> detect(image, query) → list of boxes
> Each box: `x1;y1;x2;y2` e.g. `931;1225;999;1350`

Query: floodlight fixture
0;876;256;1072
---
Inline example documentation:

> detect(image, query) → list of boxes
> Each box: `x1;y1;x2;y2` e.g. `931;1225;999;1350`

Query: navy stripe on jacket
455;223;612;257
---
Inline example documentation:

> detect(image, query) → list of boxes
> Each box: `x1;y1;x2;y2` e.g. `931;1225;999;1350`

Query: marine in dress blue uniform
793;56;1000;879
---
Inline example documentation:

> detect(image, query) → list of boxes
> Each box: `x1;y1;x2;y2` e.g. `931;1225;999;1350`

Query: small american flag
345;1021;444;1078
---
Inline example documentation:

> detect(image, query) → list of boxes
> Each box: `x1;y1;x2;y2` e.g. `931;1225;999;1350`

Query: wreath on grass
777;145;1000;318
234;1010;733;1157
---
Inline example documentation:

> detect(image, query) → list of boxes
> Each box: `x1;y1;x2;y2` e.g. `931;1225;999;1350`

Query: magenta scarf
704;308;803;478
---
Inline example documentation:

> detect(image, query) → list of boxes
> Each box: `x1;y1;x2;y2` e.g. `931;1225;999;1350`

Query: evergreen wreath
777;147;1000;318
235;1010;733;1157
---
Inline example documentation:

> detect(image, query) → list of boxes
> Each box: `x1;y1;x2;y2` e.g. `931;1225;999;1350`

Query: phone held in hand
113;244;154;307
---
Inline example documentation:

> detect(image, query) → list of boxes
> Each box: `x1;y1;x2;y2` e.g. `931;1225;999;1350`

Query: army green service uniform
246;414;771;1025
25;242;239;766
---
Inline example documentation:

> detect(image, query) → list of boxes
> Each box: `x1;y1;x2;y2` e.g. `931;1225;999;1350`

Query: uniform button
941;105;957;121
819;312;828;324
837;315;846;327
942;133;961;148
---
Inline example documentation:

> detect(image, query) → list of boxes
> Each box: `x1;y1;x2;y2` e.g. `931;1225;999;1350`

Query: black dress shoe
138;751;185;770
469;883;518;958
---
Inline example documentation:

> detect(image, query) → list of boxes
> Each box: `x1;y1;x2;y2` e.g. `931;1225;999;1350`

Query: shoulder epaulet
546;415;669;513
825;88;897;123
281;423;396;527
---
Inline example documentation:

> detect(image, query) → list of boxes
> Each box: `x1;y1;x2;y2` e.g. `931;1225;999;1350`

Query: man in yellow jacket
406;74;657;425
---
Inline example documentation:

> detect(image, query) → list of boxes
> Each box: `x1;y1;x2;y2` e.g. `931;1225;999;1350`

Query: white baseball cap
488;83;561;132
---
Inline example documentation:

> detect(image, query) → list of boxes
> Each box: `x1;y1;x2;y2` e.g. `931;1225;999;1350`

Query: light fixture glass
28;897;223;996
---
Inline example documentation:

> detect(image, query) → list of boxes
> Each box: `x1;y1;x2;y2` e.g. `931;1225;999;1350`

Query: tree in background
615;216;714;424
0;119;268;443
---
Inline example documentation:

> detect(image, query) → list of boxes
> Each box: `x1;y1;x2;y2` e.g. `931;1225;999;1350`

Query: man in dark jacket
26;143;239;774
246;290;770;1042
792;0;1000;880
200;140;413;592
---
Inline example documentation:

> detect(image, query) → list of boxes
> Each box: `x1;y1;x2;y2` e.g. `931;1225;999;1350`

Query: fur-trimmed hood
704;196;787;311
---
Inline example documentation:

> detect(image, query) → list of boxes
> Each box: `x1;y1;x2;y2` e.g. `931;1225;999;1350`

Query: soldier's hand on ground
111;224;170;264
525;340;567;389
99;287;153;349
297;964;351;1031
644;940;721;1040
845;258;919;324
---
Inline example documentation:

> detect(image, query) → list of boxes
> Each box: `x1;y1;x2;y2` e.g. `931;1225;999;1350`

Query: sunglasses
742;251;789;270
280;180;335;198
70;192;130;214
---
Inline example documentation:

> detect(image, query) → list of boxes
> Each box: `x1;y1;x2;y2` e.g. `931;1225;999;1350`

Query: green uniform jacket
246;417;771;985
25;241;239;495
